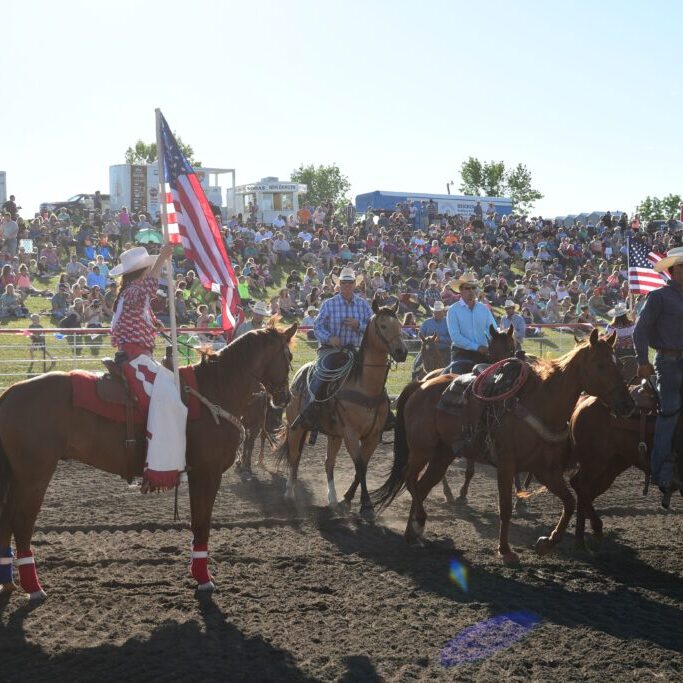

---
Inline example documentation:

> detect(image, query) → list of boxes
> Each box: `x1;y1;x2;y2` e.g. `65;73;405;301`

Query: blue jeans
652;353;683;486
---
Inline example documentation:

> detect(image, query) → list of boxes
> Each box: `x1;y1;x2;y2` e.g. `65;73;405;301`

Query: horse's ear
283;323;298;341
606;330;617;347
573;334;582;345
589;327;599;347
429;333;438;342
507;324;514;337
392;301;399;315
372;298;380;314
489;324;498;337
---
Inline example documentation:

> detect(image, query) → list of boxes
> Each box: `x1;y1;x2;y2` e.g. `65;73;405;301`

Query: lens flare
440;611;541;667
448;559;469;592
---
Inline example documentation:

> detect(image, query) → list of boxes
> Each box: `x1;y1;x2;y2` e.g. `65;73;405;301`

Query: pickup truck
40;193;110;215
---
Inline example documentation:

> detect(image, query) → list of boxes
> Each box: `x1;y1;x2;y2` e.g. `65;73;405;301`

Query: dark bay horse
235;389;283;478
278;300;408;518
372;329;633;564
569;388;683;548
0;325;296;600
415;333;448;380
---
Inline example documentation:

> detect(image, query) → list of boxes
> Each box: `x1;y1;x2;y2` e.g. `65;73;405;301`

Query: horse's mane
529;338;589;381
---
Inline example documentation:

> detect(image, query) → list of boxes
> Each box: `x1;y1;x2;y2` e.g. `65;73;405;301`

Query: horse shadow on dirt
0;595;318;682
316;518;683;654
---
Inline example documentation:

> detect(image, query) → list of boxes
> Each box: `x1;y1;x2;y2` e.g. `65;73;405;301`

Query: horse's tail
371;381;421;512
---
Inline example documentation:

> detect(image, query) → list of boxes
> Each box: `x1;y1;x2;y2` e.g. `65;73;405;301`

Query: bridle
363;314;403;370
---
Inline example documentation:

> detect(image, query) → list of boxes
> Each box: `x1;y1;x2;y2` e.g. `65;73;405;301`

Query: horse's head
259;323;297;407
578;328;634;417
489;324;516;362
370;298;408;363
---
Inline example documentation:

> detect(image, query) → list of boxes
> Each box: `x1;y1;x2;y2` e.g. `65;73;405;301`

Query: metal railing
0;324;590;396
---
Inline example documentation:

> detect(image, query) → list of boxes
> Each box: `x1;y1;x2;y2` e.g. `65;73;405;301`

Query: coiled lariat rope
471;357;530;402
307;347;355;402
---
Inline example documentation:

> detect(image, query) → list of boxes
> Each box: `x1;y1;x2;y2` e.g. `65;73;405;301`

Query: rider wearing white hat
110;243;187;493
633;245;683;503
233;300;271;339
292;267;374;431
500;299;526;350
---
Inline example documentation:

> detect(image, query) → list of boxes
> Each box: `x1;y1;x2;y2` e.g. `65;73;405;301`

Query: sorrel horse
415;333;448;380
372;329;633;564
278;301;408;517
569;387;683;547
0;325;296;600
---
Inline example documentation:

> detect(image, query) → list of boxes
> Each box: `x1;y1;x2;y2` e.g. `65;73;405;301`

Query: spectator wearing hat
234;300;271;339
634;246;683;498
446;272;497;374
500;300;526;351
411;300;451;379
604;303;635;359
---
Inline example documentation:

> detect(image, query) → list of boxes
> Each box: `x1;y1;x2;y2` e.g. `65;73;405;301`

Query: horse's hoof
535;536;555;556
574;539;588;553
28;589;47;602
338;498;352;512
500;551;520;566
0;582;17;596
196;581;216;593
515;499;530;515
284;486;296;502
410;519;425;538
360;506;375;522
405;534;425;548
443;495;456;506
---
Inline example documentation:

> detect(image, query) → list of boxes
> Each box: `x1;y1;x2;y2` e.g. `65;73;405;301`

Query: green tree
124;136;201;166
636;194;682;223
290;163;351;208
458;157;543;213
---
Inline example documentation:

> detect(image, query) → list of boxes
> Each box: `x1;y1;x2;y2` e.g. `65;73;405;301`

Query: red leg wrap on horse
190;543;211;585
16;551;43;595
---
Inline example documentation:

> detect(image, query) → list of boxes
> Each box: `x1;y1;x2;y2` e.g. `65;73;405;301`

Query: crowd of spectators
2;193;682;358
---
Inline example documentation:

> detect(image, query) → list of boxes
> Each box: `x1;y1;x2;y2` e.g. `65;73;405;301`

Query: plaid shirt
314;293;373;347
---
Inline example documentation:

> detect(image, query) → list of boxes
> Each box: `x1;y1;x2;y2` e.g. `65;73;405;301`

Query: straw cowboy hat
339;267;356;282
654;246;683;273
430;300;447;312
250;301;271;317
110;246;157;277
608;302;631;318
454;272;480;290
306;305;318;315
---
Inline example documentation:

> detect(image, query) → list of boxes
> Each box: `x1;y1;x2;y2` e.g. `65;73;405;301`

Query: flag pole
155;108;181;389
626;235;634;314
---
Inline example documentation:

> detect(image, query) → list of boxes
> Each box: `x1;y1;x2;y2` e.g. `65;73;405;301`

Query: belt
657;349;683;359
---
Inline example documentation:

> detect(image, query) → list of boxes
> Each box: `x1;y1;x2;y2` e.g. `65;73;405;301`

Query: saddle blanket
70;365;202;423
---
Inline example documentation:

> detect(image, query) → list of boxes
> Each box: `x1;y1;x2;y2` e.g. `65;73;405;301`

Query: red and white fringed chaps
190;542;212;586
16;550;45;598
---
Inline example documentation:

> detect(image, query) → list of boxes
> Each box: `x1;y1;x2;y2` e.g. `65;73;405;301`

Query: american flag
159;113;239;332
627;237;669;294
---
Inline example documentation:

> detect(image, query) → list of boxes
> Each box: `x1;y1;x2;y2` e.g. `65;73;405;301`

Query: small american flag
627;237;669;294
159;113;239;332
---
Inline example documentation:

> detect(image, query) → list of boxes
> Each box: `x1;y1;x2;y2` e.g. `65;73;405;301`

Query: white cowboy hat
109;246;157;277
503;299;517;309
339;267;356;282
608;303;631;318
306;305;318;315
654;246;683;273
430;300;447;312
454;272;480;290
250;301;271;317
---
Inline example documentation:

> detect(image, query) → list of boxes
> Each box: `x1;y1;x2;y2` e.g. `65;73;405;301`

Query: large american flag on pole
159;113;239;332
627;237;669;294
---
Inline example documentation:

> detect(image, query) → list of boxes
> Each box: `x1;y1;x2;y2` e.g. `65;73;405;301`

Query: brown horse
416;333;448;380
372;329;633;564
569;387;682;548
278;300;408;518
0;325;296;600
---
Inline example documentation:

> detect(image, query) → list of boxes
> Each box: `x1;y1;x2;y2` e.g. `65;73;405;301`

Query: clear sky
2;0;681;218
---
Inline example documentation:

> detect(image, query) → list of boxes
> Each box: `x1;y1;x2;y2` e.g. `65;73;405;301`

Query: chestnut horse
569;389;683;548
235;389;283;478
415;333;448;381
372;329;633;564
278;301;408;518
0;325;296;600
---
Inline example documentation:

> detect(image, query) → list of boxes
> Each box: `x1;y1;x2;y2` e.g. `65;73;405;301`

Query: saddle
98;358;140;456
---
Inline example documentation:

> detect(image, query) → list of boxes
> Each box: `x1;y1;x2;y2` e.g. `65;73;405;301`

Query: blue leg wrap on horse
0;547;13;584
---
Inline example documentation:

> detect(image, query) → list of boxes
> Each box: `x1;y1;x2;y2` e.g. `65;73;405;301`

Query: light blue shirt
419;316;451;352
447;300;497;351
500;313;526;341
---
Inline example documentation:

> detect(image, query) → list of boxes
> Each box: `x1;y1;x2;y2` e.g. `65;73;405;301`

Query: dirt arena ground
1;440;682;682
